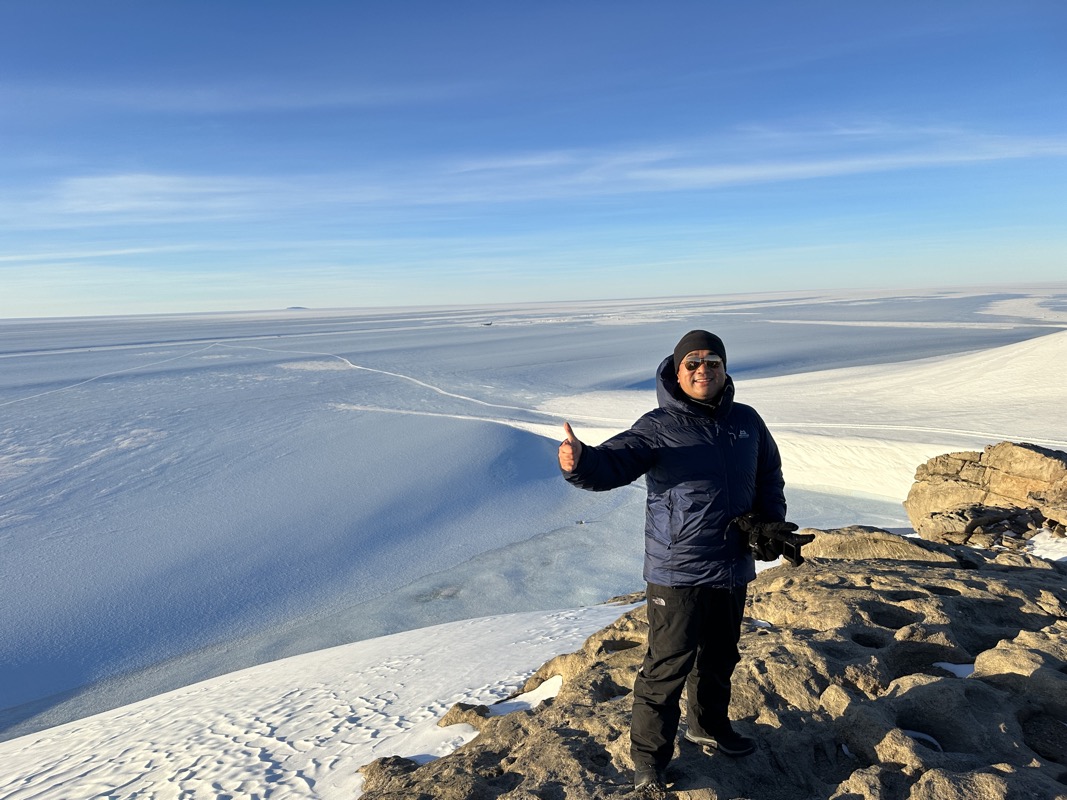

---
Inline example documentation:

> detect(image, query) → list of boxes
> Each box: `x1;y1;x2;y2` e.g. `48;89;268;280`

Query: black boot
684;723;756;757
634;765;668;792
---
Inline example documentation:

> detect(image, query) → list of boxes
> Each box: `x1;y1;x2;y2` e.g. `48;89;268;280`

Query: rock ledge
360;529;1067;799
904;442;1067;548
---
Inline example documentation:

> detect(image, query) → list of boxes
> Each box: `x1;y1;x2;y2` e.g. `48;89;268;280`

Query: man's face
676;349;726;402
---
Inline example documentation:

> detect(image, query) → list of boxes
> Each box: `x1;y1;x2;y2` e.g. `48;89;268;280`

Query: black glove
750;533;785;562
732;514;813;566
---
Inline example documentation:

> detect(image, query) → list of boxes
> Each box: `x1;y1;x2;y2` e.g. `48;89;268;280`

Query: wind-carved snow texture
0;608;630;799
1;288;1065;743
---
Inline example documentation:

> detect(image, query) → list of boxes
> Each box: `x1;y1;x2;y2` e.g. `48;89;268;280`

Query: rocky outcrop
904;442;1067;547
359;529;1067;799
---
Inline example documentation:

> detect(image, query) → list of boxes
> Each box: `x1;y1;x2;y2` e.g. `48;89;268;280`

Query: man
558;330;786;792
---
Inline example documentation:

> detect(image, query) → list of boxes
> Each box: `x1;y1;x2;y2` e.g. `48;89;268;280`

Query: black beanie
673;330;727;371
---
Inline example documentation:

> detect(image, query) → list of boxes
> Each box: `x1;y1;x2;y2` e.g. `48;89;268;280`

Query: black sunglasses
683;357;723;371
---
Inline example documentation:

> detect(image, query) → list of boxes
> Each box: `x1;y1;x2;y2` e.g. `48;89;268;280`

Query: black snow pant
630;582;747;770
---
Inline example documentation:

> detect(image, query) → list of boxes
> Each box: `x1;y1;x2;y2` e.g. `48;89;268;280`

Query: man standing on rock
558;330;787;792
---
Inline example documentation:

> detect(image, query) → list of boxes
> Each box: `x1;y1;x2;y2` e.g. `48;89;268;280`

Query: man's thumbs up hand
558;422;583;472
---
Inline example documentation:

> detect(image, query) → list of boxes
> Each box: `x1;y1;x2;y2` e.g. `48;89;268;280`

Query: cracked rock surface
360;529;1067;799
905;441;1067;547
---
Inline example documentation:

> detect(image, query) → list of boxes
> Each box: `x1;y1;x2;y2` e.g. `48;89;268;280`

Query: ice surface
2;288;1065;742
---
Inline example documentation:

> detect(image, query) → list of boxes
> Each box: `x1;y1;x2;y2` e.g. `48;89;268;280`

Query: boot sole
685;732;755;758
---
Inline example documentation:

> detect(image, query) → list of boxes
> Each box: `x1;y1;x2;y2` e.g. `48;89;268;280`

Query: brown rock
904;442;1067;545
800;526;957;564
439;702;492;731
359;528;1067;800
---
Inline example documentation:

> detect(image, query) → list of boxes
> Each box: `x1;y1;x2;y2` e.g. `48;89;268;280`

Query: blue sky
2;1;1066;317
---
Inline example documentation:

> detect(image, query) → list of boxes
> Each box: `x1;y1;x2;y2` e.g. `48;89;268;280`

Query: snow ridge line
0;339;623;429
772;422;1067;449
7;340;1056;449
215;345;1067;447
215;342;539;414
0;342;223;408
330;403;630;429
215;343;626;425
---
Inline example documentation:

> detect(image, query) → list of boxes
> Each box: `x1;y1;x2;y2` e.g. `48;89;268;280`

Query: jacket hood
655;355;734;417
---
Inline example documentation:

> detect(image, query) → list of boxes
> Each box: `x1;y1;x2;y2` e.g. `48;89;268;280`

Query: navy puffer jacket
564;356;786;588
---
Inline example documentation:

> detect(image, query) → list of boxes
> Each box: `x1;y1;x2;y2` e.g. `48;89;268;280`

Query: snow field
1;288;1066;799
0;607;631;800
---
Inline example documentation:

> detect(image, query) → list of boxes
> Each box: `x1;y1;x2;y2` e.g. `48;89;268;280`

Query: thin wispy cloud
0;79;481;117
5;126;1066;230
8;173;385;227
622;139;1067;191
0;244;199;263
53;174;274;215
433;128;1067;200
448;151;583;174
